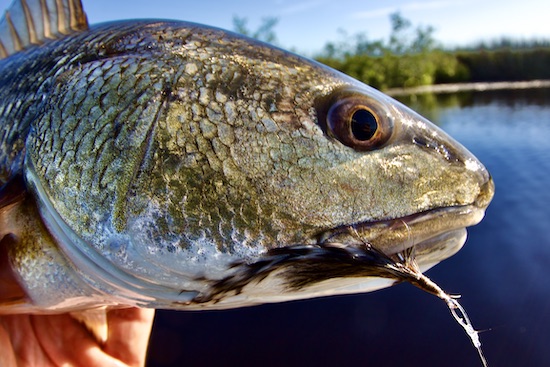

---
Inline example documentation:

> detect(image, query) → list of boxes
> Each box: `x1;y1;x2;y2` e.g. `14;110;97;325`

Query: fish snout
400;109;494;211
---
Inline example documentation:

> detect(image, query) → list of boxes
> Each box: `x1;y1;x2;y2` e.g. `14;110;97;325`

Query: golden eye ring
322;89;394;151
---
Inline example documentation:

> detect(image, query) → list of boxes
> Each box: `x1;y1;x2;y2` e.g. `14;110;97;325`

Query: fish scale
29;51;168;234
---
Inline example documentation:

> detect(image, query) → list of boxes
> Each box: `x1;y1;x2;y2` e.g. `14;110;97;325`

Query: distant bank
386;80;550;96
312;14;550;92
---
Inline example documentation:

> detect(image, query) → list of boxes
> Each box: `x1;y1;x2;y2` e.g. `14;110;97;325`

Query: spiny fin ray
0;0;88;59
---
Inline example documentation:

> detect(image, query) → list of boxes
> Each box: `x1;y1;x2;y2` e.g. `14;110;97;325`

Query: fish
0;0;493;361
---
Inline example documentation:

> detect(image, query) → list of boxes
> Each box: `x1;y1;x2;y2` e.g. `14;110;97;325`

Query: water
146;88;550;367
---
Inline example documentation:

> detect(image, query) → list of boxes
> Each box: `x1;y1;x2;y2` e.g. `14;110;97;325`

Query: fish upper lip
318;176;494;256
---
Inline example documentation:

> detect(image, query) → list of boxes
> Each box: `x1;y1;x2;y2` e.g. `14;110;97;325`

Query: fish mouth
318;177;495;269
193;178;494;306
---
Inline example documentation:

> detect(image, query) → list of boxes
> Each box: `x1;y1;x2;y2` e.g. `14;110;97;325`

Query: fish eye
323;91;393;151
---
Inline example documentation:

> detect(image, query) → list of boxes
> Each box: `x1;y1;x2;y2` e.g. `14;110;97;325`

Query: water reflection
147;88;550;367
396;87;550;123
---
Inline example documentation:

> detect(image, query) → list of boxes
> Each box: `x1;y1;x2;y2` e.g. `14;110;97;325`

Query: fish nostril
413;136;460;163
412;136;429;148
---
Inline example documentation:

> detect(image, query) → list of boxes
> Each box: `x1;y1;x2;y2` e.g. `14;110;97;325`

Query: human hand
0;307;155;367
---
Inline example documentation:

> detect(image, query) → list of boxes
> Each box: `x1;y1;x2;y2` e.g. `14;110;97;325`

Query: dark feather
194;242;420;303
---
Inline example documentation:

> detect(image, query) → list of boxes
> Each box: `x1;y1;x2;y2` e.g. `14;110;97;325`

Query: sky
1;0;549;55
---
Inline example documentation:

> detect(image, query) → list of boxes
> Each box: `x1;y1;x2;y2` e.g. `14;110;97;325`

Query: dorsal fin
0;0;88;59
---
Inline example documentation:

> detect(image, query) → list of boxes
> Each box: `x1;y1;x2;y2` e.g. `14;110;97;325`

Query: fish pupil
351;109;378;141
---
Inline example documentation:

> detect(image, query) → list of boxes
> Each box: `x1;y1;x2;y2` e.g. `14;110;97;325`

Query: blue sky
1;0;549;55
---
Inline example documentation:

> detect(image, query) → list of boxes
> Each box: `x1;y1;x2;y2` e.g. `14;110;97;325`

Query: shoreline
385;79;550;96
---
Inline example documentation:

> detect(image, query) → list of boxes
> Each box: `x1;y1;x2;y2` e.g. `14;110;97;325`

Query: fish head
24;22;493;309
310;85;495;262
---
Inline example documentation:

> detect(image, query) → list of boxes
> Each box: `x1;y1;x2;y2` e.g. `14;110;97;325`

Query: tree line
234;13;550;90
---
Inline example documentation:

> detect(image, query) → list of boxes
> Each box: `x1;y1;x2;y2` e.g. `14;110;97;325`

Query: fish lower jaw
408;228;467;270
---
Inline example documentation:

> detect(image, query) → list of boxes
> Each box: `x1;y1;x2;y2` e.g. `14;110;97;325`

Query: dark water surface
146;88;550;367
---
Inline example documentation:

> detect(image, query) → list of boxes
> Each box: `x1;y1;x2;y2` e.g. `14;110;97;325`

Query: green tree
388;12;412;54
232;16;279;44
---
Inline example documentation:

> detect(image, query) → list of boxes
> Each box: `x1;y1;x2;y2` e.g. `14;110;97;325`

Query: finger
30;313;129;367
0;319;17;367
103;308;155;367
0;235;27;304
0;314;57;366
